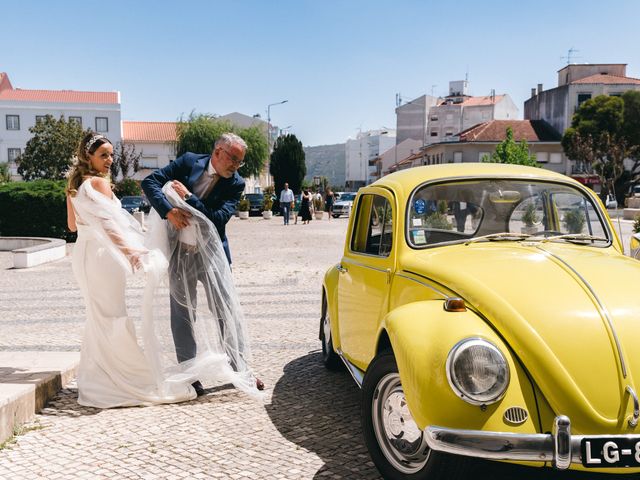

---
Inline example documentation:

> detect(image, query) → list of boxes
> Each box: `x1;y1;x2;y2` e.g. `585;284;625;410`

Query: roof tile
122;121;177;143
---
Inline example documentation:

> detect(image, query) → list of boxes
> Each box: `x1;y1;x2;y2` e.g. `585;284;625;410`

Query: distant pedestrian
279;182;295;225
325;188;335;220
299;189;313;224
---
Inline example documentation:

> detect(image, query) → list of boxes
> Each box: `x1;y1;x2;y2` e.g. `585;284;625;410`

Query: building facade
524;64;640;135
396;119;568;175
122;121;177;181
0;72;121;179
345;129;395;189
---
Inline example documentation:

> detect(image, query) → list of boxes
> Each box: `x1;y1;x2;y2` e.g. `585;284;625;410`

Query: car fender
383;300;540;433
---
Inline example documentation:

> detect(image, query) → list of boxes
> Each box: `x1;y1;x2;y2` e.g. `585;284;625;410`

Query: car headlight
446;338;510;405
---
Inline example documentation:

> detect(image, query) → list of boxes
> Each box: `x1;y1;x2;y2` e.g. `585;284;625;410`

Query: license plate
582;437;640;467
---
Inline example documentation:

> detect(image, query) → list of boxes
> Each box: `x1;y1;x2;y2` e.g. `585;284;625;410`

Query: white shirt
280;188;294;203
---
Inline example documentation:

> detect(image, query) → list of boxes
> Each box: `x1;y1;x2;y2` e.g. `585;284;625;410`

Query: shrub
0;180;72;240
262;185;274;210
425;212;453;230
633;216;640;234
522;202;539;227
563;208;585;234
238;195;250;212
113;178;141;197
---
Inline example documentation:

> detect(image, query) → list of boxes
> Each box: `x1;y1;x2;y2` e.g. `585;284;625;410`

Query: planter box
262;210;273;219
314;211;324;220
238;211;249;219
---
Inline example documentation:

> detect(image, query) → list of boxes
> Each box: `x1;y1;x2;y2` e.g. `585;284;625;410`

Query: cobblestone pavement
0;215;637;479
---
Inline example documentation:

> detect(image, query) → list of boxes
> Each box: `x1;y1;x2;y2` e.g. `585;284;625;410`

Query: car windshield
246;194;263;200
121;197;142;205
407;179;611;248
339;193;356;201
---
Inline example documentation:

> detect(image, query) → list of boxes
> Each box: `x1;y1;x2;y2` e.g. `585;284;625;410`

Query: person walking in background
325;188;335;221
279;182;295;225
299;189;313;225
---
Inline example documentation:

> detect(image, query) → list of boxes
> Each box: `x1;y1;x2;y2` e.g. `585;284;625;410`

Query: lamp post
266;100;288;187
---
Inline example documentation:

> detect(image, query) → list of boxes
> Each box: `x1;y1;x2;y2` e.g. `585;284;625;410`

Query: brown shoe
256;378;265;391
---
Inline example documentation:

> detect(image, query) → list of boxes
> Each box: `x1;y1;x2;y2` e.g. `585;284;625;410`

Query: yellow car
320;163;640;479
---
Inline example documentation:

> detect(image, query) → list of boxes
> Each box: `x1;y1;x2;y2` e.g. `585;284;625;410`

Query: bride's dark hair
66;132;112;196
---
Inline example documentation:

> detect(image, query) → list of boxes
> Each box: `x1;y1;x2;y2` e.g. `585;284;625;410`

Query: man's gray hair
215;132;247;151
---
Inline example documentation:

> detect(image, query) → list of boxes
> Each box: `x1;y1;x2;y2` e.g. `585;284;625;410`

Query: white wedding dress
71;180;260;408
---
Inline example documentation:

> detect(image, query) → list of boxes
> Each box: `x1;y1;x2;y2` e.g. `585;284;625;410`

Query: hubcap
372;373;430;474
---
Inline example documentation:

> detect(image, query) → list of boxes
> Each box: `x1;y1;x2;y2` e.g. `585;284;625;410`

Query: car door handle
337;264;348;274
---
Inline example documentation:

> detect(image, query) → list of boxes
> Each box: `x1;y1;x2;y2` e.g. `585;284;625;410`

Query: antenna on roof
561;47;581;65
465;66;469;83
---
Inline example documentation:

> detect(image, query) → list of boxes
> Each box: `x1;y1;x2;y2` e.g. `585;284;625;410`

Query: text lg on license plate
582;438;640;467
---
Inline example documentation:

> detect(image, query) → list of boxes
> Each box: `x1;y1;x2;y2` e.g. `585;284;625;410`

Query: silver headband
85;134;106;154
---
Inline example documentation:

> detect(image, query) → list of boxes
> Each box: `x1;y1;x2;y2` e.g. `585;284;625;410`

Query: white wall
0;100;121;177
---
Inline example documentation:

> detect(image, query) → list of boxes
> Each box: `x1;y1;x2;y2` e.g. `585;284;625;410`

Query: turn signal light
444;297;466;312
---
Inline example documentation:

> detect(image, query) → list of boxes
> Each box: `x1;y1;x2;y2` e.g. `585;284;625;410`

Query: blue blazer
141;152;245;263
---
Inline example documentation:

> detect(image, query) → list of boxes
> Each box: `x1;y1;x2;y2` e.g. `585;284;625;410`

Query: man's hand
167;208;192;230
172;180;190;200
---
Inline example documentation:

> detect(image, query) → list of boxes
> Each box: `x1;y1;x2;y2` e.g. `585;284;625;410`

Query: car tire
332;214;340;218
361;352;468;480
320;293;342;371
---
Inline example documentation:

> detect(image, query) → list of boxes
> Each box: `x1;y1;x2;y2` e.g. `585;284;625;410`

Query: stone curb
0;352;79;444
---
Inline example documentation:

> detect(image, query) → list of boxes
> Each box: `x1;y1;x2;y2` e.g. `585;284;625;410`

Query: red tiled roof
438;94;505;107
457;120;561;142
570;73;640;85
123;121;177;143
0;88;119;104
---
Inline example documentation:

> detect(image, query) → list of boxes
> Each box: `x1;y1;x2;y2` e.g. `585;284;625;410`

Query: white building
122;121;177;180
345;129;395;189
427;81;518;144
0;72;121;179
524;63;640;135
395;81;519;152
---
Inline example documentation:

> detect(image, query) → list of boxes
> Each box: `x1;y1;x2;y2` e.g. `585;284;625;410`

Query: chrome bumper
425;415;639;470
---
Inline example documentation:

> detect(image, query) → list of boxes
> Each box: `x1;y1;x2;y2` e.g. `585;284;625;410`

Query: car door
338;188;396;370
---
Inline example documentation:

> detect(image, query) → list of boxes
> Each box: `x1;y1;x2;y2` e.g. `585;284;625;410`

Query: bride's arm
90;177;147;269
66;195;77;232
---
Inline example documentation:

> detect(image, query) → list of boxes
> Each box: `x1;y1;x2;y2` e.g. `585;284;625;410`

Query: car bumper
425;415;640;470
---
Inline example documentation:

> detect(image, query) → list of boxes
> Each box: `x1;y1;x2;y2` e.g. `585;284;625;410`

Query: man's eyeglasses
220;148;245;168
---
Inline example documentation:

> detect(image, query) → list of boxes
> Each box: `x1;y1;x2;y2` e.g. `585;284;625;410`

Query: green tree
176;113;268;178
562;94;637;198
270;134;306;194
17;115;88;180
481;127;539;167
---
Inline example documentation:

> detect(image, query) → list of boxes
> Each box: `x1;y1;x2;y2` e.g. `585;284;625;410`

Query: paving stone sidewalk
0;215;636;479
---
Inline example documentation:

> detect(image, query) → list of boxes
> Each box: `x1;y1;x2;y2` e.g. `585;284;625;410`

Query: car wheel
320;293;341;370
332;214;340;218
361;352;468;480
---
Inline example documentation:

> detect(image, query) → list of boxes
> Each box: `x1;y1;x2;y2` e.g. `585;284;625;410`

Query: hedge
0;180;74;241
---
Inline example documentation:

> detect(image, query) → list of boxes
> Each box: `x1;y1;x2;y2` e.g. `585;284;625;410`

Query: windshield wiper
535;233;609;244
464;232;531;245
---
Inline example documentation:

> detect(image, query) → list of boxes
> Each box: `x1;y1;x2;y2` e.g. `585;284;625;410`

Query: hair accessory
85;134;105;154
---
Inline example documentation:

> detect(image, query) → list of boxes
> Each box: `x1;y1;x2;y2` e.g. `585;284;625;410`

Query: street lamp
266;100;288;187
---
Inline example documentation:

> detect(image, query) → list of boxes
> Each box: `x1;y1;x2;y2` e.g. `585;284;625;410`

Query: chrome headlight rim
445;337;510;406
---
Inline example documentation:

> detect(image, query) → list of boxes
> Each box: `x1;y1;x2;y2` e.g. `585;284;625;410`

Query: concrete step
0;352;79;444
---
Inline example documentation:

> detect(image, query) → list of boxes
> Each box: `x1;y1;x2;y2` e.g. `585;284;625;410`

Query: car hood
401;242;640;432
335;200;353;206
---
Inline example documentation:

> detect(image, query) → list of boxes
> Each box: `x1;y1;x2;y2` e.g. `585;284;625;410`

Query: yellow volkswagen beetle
320;163;640;479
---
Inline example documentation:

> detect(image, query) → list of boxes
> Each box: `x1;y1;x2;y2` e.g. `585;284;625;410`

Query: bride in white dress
66;133;260;408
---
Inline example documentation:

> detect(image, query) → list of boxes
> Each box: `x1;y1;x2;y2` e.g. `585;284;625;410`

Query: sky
2;0;640;147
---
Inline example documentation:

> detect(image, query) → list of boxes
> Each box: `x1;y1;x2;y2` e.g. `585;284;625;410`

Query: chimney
537;83;543;95
531;87;537;98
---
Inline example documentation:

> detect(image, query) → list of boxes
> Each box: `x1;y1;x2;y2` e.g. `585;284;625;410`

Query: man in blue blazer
142;133;264;394
142;133;246;264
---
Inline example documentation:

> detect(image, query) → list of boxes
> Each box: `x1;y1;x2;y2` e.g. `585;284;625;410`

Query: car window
351;194;393;257
408;179;610;247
